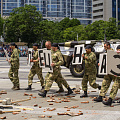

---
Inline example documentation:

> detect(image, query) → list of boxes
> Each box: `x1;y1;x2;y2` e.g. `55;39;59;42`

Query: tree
52;18;81;42
5;5;42;46
63;25;86;42
84;20;106;40
0;15;4;36
106;18;120;40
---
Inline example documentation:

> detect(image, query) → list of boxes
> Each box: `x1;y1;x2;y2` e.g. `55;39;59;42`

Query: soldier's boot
11;85;15;90
39;86;45;92
14;86;20;90
98;86;101;90
102;97;112;106
11;82;15;90
80;91;88;98
56;87;64;93
38;90;47;98
25;85;32;90
93;95;103;102
41;86;44;90
65;87;73;96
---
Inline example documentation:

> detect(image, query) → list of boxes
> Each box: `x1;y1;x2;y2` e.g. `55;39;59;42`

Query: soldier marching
3;41;120;107
6;42;20;90
25;43;44;90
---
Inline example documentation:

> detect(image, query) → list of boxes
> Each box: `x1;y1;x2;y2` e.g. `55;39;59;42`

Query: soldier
25;43;44;90
45;41;64;93
102;45;120;106
38;43;73;97
103;42;113;52
94;42;115;102
7;42;20;90
80;45;101;98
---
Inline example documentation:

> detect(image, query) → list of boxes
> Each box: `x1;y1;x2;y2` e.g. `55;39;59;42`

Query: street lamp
77;33;78;41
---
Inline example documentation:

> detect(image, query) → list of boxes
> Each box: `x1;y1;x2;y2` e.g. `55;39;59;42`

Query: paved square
0;57;120;120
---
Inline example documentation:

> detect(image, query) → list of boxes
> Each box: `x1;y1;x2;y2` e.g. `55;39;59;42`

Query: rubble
49;103;53;105
39;106;42;108
57;112;83;116
32;97;36;98
0;110;21;114
61;99;70;102
46;108;56;111
54;101;61;103
12;112;19;115
71;106;79;109
15;107;34;110
64;106;68;108
91;91;97;92
0;90;7;94
67;109;70;111
34;104;38;107
47;99;55;102
81;101;89;103
38;115;45;118
0;116;6;119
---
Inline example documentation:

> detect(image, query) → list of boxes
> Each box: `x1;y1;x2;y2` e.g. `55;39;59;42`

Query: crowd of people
0;47;28;57
4;41;120;107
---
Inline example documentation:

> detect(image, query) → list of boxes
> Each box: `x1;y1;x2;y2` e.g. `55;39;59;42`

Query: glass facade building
0;0;1;15
1;0;92;25
112;0;120;21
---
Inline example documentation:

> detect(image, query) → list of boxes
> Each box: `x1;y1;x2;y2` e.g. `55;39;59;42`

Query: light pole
77;33;78;41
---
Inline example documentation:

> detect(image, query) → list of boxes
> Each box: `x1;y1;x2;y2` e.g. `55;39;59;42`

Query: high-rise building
0;0;92;25
92;0;120;22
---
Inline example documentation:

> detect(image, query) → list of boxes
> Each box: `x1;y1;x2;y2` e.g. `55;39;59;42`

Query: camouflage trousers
109;77;120;99
82;73;99;91
44;69;69;91
8;67;19;87
28;66;44;86
99;74;116;97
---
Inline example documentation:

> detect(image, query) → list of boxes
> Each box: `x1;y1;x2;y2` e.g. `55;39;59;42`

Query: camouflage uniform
46;48;63;89
28;50;44;86
8;48;20;87
99;74;116;97
109;77;120;99
44;49;69;91
82;52;99;91
99;49;116;97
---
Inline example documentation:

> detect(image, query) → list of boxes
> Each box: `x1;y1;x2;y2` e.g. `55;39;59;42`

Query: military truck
58;40;120;77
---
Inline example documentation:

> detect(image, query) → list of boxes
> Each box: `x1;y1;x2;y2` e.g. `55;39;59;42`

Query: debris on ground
0;90;7;95
81;101;89;104
46;108;56;111
38;115;45;118
0;116;6;119
57;112;83;116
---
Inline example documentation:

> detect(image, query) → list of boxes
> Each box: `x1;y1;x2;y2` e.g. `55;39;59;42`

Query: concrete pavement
0;57;120;120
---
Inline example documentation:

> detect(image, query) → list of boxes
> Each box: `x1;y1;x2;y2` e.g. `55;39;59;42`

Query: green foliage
63;25;86;41
106;18;119;40
84;18;120;41
4;5;120;45
52;18;80;42
0;15;4;36
5;4;42;46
